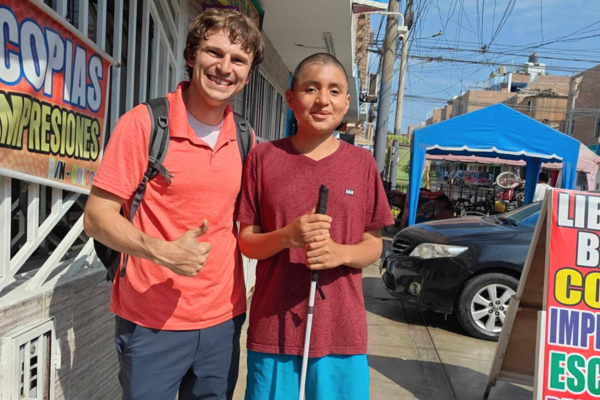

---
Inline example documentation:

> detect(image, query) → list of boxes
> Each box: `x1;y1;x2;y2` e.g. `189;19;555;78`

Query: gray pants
115;313;246;400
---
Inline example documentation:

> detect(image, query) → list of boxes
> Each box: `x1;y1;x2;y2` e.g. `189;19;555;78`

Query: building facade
345;12;371;138
428;57;571;123
564;64;600;149
502;89;568;130
425;108;442;126
451;90;516;117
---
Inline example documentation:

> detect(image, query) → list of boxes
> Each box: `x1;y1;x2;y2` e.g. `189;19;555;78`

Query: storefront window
237;70;286;142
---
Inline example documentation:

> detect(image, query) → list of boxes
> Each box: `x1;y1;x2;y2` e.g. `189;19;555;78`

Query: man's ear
285;89;294;109
187;54;195;69
245;70;253;85
344;93;351;114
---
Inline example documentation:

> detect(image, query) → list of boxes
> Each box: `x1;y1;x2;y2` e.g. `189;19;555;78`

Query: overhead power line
410;46;600;64
408;55;593;73
409;38;600;56
394;94;600;117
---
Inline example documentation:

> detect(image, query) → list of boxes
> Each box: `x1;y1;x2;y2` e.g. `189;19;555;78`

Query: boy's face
187;29;253;108
286;63;350;135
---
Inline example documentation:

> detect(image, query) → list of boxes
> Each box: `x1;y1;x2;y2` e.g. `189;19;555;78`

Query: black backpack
93;97;253;282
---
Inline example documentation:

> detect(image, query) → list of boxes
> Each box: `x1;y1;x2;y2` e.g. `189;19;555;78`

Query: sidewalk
234;260;533;400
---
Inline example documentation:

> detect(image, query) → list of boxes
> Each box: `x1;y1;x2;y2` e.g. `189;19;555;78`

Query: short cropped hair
291;53;348;91
184;8;265;78
539;173;549;183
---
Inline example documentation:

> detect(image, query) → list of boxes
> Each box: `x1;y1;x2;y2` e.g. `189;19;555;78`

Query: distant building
407;122;425;139
502;88;568;130
451;90;516;117
562;64;600;150
425;53;571;125
346;12;371;138
440;103;453;121
426;108;443;125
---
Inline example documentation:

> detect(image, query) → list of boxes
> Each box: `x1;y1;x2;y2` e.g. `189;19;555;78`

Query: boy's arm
238;224;288;260
238;213;332;261
84;186;211;277
304;229;383;270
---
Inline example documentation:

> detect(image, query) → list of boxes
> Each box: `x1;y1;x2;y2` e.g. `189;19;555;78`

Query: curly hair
184;8;265;78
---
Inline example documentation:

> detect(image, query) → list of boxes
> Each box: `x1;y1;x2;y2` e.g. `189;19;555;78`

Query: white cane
299;185;329;400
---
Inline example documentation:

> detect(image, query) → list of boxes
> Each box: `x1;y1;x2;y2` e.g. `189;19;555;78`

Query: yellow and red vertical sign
0;0;113;193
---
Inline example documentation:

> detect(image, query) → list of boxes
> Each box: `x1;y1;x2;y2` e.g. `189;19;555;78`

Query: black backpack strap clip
233;112;253;165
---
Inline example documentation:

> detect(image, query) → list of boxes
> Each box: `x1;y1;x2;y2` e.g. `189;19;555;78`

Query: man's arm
304;229;383;270
238;212;332;260
84;186;211;277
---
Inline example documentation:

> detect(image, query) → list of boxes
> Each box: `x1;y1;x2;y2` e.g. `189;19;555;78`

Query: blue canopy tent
406;104;581;226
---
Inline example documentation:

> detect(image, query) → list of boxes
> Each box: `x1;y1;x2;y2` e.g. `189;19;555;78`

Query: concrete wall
504;93;568;129
453;90;516;116
346;13;370;137
511;73;531;84
527;96;568;128
354;13;370;90
407;123;424;138
426;109;442;126
529;75;571;96
0;271;119;400
569;64;600;146
441;104;453;120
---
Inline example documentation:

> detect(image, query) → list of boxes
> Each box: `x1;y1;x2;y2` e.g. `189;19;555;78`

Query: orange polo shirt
93;82;250;330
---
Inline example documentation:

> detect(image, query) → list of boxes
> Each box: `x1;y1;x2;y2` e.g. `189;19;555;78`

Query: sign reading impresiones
0;0;113;193
543;190;600;399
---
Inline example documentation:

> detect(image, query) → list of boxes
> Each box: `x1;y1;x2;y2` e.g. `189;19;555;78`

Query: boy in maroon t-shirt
237;53;394;399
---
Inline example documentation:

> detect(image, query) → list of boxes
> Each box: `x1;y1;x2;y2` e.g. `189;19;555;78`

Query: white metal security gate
0;0;188;297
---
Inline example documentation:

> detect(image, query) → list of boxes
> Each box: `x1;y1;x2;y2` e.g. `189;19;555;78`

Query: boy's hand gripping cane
299;184;329;400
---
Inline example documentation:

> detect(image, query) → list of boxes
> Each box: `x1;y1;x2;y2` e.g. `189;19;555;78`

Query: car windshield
504;201;542;224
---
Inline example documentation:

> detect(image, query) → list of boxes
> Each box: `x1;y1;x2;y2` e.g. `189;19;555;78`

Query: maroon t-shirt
237;138;394;357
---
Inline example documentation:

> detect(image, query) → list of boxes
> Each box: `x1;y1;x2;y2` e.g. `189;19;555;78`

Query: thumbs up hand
161;219;212;277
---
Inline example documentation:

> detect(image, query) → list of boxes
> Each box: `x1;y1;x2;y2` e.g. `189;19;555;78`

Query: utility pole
394;28;409;135
567;74;582;136
373;0;400;178
394;0;413;135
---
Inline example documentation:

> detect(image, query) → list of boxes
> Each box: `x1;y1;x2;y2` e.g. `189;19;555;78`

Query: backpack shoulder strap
233;112;253;165
120;97;172;278
145;98;172;172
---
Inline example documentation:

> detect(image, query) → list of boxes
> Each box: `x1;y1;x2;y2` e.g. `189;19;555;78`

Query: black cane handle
312;185;329;301
316;184;329;215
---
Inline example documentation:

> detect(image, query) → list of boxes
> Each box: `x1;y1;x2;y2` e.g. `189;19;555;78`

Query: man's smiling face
187;29;253;107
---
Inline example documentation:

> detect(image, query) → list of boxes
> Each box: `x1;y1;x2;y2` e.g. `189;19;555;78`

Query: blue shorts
244;350;369;400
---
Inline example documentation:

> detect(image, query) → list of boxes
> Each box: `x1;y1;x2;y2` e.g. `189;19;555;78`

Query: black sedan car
381;201;542;341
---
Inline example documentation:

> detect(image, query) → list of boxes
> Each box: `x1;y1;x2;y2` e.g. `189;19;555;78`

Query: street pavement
233;247;534;399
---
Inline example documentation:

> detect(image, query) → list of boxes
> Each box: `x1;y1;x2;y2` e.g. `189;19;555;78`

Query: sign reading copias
0;0;114;193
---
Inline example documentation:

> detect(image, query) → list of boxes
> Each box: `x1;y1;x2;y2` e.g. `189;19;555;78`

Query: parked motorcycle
495;172;525;212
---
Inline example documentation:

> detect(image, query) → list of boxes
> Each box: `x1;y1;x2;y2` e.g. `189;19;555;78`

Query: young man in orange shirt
84;9;264;400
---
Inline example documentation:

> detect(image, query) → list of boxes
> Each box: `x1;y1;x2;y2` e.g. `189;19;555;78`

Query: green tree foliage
387;134;410;147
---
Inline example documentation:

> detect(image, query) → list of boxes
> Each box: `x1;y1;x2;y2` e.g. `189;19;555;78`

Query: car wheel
456;273;518;341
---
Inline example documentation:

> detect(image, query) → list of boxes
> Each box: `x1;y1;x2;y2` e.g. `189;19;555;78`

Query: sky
369;0;600;133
